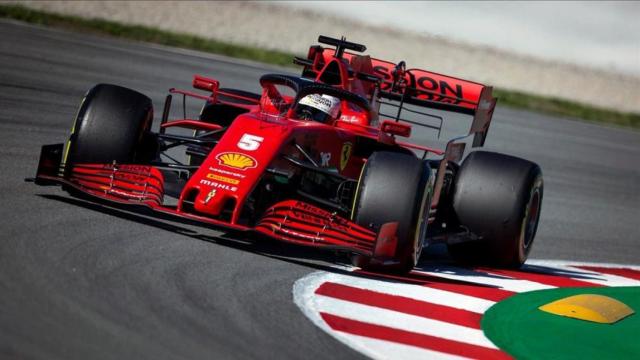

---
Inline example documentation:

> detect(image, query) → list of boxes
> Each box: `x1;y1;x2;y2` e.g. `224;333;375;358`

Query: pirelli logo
206;173;240;185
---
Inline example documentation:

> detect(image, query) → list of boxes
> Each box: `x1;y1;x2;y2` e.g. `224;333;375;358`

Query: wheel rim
523;188;541;249
411;184;433;265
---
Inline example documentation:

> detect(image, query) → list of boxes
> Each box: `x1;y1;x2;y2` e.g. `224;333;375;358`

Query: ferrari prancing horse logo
340;142;352;171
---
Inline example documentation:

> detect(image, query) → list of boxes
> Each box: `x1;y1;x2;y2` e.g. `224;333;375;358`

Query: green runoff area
482;286;640;359
1;4;639;130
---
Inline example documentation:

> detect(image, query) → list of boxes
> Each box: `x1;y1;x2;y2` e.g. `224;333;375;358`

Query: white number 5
237;134;264;151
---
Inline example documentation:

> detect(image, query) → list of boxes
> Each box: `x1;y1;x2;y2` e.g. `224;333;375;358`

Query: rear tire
448;151;543;267
64;84;154;169
351;152;432;273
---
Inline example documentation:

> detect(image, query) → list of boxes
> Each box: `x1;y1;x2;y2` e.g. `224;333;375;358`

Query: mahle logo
216;152;258;170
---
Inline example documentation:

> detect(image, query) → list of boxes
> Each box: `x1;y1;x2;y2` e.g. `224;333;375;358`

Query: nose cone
192;179;238;216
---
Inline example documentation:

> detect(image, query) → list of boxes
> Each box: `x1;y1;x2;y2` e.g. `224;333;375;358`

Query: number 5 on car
237;134;264;151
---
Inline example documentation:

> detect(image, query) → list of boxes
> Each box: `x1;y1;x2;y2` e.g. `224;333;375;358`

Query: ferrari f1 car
33;36;543;273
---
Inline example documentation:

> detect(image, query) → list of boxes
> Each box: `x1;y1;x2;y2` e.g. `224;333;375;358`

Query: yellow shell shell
217;152;257;170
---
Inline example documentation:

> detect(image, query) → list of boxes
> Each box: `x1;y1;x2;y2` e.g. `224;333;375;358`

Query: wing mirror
380;120;411;137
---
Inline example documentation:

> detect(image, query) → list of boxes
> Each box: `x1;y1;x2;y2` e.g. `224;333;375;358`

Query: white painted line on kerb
413;265;553;293
527;260;640;287
293;260;640;360
320;272;495;313
314;294;498;349
293;272;477;360
527;259;640;269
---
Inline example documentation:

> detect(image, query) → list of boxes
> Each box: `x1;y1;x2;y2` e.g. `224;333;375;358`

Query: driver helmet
295;94;340;123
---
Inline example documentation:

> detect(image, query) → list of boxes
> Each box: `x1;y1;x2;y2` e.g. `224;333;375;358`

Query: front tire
351;151;432;273
448;151;543;267
64;84;154;169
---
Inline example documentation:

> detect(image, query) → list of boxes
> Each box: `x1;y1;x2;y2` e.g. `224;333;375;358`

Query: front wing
33;144;398;260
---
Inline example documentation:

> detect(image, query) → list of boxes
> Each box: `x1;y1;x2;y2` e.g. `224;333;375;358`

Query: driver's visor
295;104;331;123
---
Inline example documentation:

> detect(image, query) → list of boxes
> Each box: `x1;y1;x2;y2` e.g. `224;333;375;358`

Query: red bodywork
34;37;496;262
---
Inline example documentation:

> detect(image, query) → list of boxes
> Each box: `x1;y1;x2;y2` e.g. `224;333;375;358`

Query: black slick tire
448;151;543;267
351;151;432;273
64;84;154;169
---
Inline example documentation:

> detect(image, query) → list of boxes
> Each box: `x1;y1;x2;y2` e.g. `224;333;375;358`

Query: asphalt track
0;20;638;359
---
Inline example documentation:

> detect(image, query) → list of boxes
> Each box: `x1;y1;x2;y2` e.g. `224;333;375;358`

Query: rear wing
297;43;497;147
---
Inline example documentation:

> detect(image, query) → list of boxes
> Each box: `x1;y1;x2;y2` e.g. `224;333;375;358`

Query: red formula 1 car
33;36;543;273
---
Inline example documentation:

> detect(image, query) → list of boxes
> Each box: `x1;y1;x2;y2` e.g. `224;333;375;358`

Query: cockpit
258;74;372;126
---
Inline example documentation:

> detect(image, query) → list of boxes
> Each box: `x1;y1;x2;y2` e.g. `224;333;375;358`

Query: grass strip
1;4;638;129
0;4;294;66
494;89;640;129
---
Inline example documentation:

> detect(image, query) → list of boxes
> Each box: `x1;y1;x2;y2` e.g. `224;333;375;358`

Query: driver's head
295;94;340;123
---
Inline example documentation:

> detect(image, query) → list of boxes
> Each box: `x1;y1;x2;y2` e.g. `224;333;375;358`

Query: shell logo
216;152;258;170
